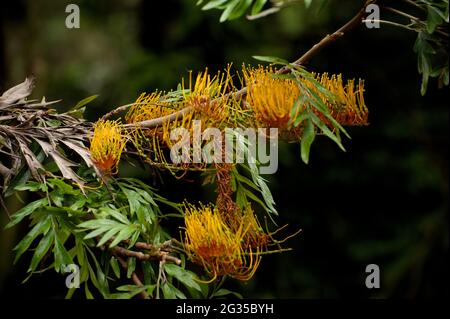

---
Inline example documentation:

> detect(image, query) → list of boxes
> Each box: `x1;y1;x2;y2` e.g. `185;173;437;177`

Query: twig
123;106;192;130
362;19;417;31
384;6;449;38
278;0;377;73
100;103;135;121
401;0;425;10
100;101;174;121
110;245;181;265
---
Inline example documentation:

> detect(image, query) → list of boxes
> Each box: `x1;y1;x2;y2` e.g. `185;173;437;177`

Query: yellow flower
315;73;368;126
243;66;300;130
243;66;369;134
90;120;126;174
182;203;261;282
183;67;235;128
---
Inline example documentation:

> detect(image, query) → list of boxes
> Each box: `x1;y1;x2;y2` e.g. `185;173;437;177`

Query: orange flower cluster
89;120;126;174
243;66;300;130
315;73;368;126
243;66;369;136
182;203;266;282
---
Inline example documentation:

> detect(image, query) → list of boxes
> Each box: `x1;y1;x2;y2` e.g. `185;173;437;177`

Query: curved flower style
183;67;239;129
182;203;261;282
89;120;126;174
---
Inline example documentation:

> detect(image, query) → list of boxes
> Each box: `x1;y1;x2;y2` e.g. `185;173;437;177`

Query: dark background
0;0;448;298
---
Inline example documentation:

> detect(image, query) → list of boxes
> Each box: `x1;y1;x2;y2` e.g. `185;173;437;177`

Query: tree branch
278;0;376;73
119;0;376;130
110;243;182;265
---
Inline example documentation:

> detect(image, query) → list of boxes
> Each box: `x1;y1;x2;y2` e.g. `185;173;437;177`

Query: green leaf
110;257;121;279
29;228;55;272
54;235;73;273
120;187;142;216
48;178;79;195
72;95;98;110
164;264;202;292
109;226;136;248
228;0;253;21
310;112;346;151
13;215;52;263
85;282;94;299
96;264;109;296
142;261;156;285
301;118;316;164
102;207;131;225
251;0;268;15
97;226;122;247
5;198;48;229
213;288;243;299
14;181;48;192
252;55;289;65
202;0;228;11
427;6;445;33
127;257;136;279
161;282;186;299
220;0;240;22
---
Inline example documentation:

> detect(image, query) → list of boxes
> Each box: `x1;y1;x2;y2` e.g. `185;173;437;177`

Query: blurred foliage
0;0;448;298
